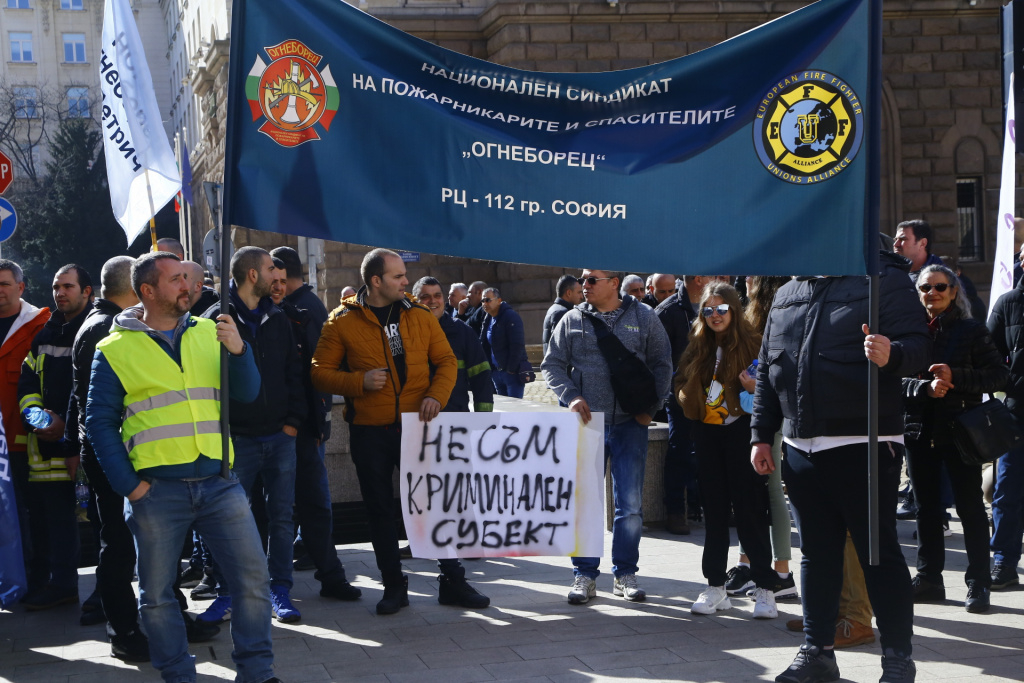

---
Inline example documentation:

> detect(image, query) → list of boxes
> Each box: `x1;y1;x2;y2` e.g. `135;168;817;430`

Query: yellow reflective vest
96;318;233;469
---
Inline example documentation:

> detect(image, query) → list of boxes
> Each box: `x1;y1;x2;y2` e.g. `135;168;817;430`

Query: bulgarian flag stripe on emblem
246;56;267;121
320;65;339;131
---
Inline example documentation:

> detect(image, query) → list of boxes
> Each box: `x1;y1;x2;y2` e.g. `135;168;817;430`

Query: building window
957;177;984;262
67;86;89;118
60;0;82;9
63;33;86;63
6;0;31;9
14;86;38;118
10;32;33;62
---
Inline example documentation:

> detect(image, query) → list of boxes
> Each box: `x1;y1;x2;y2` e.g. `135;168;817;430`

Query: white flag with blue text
101;0;180;242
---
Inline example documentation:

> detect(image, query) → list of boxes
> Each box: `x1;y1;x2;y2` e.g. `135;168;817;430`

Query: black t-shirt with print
370;303;406;388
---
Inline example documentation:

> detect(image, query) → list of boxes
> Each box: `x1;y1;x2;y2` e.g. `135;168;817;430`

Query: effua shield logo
246;40;339;147
752;71;864;185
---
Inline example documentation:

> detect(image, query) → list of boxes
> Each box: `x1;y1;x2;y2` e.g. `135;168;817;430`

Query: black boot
438;574;490;609
376;575;409;615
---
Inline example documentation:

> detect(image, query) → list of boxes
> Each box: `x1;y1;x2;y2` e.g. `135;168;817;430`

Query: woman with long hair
903;264;1007;613
676;282;778;619
723;276;797;600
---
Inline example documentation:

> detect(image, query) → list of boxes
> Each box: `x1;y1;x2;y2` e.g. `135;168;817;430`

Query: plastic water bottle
75;470;90;522
747;359;759;378
23;406;52;430
75;471;89;510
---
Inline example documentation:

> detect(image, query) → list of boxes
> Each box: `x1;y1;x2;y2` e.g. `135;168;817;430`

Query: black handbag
951;398;1024;466
580;302;660;416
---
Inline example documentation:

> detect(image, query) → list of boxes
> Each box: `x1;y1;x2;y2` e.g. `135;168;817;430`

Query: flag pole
214;183;231;479
144;168;158;251
219;0;248;478
866;0;883;566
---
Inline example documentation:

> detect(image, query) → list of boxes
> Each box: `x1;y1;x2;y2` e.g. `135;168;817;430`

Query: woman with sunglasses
903;264;1007;613
676;282;778;619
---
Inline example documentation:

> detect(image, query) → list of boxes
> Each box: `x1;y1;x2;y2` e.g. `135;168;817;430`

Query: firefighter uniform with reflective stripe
17;304;91;482
97;316;233;471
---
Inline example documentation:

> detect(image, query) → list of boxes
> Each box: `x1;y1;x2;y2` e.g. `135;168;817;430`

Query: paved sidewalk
2;516;1023;682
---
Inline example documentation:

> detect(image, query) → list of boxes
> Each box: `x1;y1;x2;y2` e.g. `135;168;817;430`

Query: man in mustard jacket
312;248;457;615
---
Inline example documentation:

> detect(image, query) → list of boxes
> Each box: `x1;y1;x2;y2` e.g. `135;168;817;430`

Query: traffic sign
0;150;12;195
0;198;17;242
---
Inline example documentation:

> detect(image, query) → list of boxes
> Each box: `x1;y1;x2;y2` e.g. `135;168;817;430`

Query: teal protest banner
224;0;878;275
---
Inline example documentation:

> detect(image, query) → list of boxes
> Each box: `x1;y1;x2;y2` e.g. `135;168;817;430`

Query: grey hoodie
542;296;672;424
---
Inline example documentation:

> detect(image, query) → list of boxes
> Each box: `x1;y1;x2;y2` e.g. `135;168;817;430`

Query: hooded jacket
86;307;260;498
18;302;92;480
0;300;50;454
202;282;305;437
311;289;457;426
542;295;673;423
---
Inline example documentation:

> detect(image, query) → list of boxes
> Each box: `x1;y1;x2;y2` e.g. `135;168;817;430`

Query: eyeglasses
702;304;731;317
918;283;950;293
578;276;612;286
481;297;495;303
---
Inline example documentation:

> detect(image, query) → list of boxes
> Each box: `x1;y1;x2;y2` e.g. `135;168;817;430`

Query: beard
253;274;272;300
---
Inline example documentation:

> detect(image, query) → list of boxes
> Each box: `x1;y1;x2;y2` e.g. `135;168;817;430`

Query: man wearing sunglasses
542;269;672;605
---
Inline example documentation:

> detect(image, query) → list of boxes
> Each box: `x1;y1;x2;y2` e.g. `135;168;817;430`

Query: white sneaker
567;575;596;605
613;574;646;602
752;586;779;619
691;585;731;615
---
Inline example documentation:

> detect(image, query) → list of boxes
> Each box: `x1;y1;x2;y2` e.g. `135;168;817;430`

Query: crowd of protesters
3;220;1024;683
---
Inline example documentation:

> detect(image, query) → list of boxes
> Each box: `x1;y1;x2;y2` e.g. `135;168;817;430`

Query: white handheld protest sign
400;411;605;559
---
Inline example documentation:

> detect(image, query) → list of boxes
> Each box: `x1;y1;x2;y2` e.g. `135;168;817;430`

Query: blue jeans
492;370;525;399
573;418;647;580
992;441;1024;568
125;475;273;683
231;431;297;589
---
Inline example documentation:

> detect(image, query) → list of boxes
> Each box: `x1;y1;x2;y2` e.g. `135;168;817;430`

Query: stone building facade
183;0;1013;341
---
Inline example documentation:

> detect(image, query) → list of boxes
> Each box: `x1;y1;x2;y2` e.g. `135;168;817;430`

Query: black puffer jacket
903;306;1008;446
751;252;931;443
66;298;122;457
988;274;1024;418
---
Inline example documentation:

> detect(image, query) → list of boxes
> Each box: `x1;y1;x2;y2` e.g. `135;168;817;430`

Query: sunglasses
702;304;731;317
481;297;495;303
578;276;613;286
918;283;950;293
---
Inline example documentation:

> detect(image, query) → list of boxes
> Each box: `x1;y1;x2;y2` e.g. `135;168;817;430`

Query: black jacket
655;289;697;368
460;305;488;336
988;274;1024;418
480;301;528;374
279;298;332;441
903;306;1007;446
438;314;494;412
66;299;122;458
203;288;306;437
751;252;931;443
19;302;92;460
191;287;220;317
542;297;573;355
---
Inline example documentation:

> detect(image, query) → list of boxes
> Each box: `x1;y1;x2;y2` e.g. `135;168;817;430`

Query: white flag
989;73;1017;318
100;0;180;243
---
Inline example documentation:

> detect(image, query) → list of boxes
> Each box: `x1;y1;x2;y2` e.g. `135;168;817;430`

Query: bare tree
0;78;79;190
